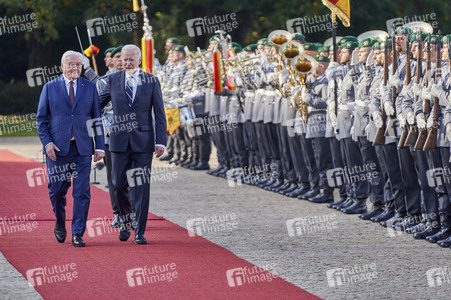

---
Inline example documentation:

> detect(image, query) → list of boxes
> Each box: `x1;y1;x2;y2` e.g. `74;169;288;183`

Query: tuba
279;41;304;99
268;30;292;95
291;54;317;122
357;30;389;43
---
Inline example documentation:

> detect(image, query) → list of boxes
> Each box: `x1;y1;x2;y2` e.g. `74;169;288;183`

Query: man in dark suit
98;44;167;245
37;50;105;247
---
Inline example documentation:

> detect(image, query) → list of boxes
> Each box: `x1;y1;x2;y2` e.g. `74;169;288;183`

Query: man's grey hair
61;50;83;64
122;44;141;59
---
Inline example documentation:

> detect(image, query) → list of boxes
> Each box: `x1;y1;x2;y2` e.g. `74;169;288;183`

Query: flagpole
331;12;338;117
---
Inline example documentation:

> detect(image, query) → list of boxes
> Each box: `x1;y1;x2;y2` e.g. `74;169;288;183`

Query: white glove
384;102;395;116
366;51;375;67
350;49;359;66
379;84;389;97
82;56;90;69
347;102;355;111
406;111;415;125
398;114;406;128
291;86;300;96
446;123;451;142
327;61;339;70
389;71;403;89
329;102;337;128
412;83;423;97
364;124;370;136
372;112;383;128
325;62;340;81
421;84;432;100
431;80;443;98
350;126;356;141
279;70;290;85
400;82;411;97
427;114;434;130
416;113;426;130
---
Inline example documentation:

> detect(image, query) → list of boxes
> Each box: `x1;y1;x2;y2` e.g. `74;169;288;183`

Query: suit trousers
103;143;119;214
358;137;384;206
46;142;91;235
341;138;368;201
329;137;347;198
111;144;152;236
288;133;310;187
311;137;333;191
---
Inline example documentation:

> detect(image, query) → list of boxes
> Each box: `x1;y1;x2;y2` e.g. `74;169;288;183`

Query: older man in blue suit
98;44;167;245
37;50;105;247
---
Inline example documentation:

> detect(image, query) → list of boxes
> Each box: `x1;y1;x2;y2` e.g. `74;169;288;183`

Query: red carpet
0;150;320;299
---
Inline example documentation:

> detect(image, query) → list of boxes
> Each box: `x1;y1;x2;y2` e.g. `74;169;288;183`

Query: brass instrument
279;41;304;102
357;30;389;43
268;30;292;95
291;54;317;122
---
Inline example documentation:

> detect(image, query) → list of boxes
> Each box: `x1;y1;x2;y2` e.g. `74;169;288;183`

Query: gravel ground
1;137;450;300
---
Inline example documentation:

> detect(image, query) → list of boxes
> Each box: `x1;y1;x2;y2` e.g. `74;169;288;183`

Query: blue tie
126;76;134;106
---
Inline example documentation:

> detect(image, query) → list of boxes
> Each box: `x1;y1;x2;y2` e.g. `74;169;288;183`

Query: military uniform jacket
303;73;328;138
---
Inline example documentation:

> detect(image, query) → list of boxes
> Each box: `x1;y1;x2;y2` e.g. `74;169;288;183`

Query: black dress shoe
426;229;451;243
336;198;355;210
327;197;347;209
309;191;334;203
134;234;147;244
302;188;320;200
393;215;422;231
286;186;310;198
54;224;66;243
280;183;299;195
191;162;210;170
342;201;367;214
371;210;395;223
72;234;85;247
159;154;173;161
413;226;440;240
359;207;384;220
437;236;451;247
380;214;404;227
111;214;120;228
119;229;131;241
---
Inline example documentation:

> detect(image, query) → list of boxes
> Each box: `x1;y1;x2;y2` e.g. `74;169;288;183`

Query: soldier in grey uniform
367;40;405;224
411;34;451;242
352;39;385;218
302;55;334;203
439;34;451;247
329;39;369;214
393;30;438;232
84;45;124;227
326;41;350;208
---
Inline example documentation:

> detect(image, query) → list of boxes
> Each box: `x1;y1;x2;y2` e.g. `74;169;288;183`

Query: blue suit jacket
37;76;105;156
98;70;167;153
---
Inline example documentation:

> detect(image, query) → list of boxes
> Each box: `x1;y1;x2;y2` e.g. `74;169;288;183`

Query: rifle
373;41;389;145
414;33;432;150
405;32;422;145
398;33;412;148
384;31;399;137
424;32;442;150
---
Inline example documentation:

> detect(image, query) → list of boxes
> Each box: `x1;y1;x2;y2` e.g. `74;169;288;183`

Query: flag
165;107;181;135
84;45;99;57
322;0;350;27
133;0;140;12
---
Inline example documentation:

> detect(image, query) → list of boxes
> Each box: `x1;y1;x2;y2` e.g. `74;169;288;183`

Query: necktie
69;81;75;107
126;77;134;106
69;81;75;140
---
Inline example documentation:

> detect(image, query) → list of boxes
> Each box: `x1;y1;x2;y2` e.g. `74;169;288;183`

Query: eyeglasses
65;63;82;68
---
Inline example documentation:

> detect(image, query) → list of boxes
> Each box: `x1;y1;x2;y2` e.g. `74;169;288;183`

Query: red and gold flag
322;0;350;27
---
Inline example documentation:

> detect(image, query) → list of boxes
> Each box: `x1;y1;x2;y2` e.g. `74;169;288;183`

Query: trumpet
291;54;317;122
